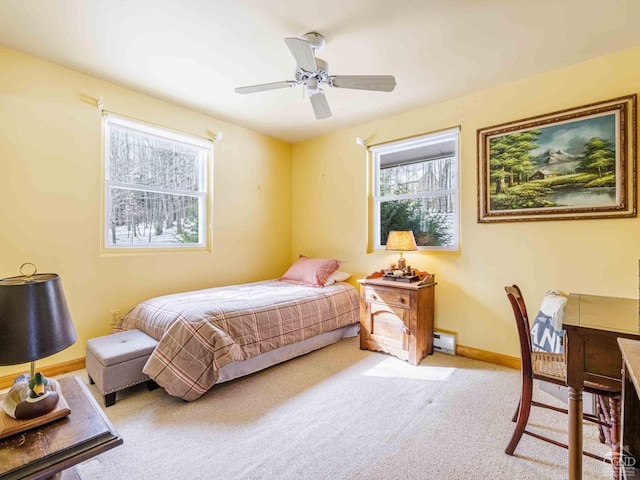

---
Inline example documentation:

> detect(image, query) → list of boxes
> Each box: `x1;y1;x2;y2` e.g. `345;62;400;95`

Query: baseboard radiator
433;331;456;355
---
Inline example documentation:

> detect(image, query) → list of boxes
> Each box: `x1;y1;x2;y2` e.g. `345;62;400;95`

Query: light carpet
74;337;612;480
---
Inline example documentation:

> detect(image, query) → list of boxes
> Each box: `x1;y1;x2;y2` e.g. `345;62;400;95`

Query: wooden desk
618;338;640;479
0;376;122;479
563;294;640;480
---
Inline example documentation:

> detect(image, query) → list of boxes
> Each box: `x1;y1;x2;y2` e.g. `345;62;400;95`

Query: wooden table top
0;376;122;480
563;293;640;335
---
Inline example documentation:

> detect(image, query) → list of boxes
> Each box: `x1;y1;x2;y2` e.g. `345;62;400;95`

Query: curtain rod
96;97;222;143
362;125;461;150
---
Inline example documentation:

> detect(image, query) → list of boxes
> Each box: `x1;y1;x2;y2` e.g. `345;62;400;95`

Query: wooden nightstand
358;275;436;365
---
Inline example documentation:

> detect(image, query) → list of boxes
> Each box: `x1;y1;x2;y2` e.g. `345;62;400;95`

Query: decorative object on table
2;372;62;420
477;94;637;223
382;268;419;283
385;230;417;270
0;263;76;435
366;269;435;286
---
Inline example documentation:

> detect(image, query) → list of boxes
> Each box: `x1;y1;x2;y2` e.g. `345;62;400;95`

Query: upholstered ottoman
86;329;159;407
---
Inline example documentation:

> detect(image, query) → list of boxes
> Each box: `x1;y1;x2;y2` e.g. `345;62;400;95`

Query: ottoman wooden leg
146;380;159;391
88;375;95;385
104;392;116;407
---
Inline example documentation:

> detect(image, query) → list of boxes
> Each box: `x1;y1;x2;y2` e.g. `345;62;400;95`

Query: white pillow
323;270;352;286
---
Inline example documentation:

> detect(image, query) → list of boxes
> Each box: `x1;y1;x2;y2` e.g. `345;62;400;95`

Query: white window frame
102;113;212;251
370;127;460;252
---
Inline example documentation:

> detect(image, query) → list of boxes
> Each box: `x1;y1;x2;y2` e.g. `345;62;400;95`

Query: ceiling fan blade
235;81;297;94
329;75;396;92
284;37;317;72
309;91;331;120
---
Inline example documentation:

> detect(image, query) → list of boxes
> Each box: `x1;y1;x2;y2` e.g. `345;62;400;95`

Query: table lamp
0;263;77;423
385;230;418;270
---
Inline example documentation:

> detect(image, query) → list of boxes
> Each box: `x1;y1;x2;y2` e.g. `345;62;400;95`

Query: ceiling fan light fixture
306;77;320;96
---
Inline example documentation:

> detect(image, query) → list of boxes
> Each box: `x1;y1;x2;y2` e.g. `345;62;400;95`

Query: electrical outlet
109;309;120;325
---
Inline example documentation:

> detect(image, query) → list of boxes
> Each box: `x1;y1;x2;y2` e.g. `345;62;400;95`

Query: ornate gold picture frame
477;95;637;223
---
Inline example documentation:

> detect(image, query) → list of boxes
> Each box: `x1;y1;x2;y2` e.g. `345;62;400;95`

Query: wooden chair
504;285;621;475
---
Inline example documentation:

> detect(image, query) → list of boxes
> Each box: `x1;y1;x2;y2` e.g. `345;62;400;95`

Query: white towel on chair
530;290;567;353
538;290;568;332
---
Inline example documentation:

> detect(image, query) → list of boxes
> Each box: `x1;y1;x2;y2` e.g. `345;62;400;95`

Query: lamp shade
0;273;77;366
385;230;418;251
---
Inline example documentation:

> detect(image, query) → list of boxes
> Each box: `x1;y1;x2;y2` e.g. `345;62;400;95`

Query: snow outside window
103;114;211;250
371;128;460;252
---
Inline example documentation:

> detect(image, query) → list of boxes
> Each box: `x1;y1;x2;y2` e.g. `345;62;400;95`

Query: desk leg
569;386;583;480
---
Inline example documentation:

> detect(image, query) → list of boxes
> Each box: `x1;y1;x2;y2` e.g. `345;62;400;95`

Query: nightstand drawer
365;287;410;309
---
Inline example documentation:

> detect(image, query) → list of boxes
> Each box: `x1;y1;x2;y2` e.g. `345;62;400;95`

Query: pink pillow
280;256;344;287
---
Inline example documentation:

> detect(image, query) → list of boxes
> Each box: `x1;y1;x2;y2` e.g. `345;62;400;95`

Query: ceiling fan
234;32;396;120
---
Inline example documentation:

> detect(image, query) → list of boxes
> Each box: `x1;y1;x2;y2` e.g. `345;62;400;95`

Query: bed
113;279;360;401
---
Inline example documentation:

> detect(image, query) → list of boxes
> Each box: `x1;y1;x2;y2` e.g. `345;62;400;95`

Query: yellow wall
0;47;292;377
292;46;640;358
3;43;640;378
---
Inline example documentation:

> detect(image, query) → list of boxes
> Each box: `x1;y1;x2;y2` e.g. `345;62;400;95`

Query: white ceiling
1;0;640;144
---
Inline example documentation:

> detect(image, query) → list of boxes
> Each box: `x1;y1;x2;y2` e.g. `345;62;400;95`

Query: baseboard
0;345;518;389
456;344;520;370
0;358;86;390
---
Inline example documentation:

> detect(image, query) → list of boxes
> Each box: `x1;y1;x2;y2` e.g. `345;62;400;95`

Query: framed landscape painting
477;95;637;223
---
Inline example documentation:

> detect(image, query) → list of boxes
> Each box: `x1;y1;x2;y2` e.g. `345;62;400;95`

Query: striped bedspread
114;280;360;401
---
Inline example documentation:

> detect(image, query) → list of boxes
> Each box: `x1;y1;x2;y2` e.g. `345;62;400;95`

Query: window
371;128;460;251
103;114;212;250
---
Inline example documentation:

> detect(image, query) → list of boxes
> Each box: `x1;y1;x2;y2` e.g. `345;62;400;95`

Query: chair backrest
505;285;533;378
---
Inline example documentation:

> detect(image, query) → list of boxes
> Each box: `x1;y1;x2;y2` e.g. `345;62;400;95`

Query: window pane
371;128;459;251
379;157;455;196
380;195;456;247
108;188;201;245
108;127;201;191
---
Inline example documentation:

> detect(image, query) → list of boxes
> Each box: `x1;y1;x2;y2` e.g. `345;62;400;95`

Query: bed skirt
216;323;360;384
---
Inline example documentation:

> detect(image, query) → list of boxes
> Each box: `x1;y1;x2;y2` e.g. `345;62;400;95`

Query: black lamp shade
0;273;77;366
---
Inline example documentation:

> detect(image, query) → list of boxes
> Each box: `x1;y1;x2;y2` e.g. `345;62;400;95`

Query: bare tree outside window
104;115;210;249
